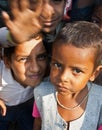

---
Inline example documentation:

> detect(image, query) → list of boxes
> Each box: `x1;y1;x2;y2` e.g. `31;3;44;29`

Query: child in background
0;0;95;54
33;21;102;130
0;0;67;56
1;0;66;45
69;0;94;22
91;0;102;86
91;0;102;31
0;32;48;130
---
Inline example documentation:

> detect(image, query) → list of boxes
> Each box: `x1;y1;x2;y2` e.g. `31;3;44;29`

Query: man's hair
53;21;102;66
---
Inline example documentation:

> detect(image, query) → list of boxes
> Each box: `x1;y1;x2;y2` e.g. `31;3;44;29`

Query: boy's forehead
14;38;44;53
52;44;97;64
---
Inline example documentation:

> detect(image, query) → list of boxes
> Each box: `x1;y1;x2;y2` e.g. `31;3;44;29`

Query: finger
1;107;6;116
2;11;15;30
0;105;6;116
8;0;19;18
19;0;30;11
0;100;7;116
8;0;19;10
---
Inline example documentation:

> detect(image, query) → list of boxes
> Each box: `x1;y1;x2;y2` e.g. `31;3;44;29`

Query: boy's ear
3;56;11;68
89;65;102;81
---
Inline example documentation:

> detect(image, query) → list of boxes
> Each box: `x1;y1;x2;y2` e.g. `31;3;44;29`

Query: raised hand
2;0;43;44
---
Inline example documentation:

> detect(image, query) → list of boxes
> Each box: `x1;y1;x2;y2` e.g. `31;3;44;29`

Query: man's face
5;38;48;87
40;0;66;33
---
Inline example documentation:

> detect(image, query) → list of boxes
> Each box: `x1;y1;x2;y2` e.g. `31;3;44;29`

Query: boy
0;33;48;130
1;0;94;53
33;21;102;130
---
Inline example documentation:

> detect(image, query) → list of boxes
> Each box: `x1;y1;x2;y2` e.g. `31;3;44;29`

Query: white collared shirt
0;61;34;106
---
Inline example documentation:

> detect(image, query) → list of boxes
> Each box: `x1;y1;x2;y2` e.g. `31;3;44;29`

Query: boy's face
40;0;66;33
91;6;102;31
50;43;99;95
5;38;47;87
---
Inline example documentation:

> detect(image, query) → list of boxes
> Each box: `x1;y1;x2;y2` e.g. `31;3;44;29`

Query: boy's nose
60;69;71;82
41;3;55;19
29;60;40;73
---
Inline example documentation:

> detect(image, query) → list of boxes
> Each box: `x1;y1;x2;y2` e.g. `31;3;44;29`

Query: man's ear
3;56;11;68
89;65;102;82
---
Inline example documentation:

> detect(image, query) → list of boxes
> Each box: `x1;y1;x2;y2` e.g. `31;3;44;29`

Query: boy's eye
72;68;82;74
51;62;62;69
91;17;100;24
92;19;99;24
37;54;47;61
18;57;28;62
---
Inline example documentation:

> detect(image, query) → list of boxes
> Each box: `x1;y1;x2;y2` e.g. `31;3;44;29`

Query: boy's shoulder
91;82;102;99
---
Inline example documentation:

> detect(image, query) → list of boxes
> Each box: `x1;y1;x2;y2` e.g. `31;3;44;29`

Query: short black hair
4;46;15;61
53;21;102;66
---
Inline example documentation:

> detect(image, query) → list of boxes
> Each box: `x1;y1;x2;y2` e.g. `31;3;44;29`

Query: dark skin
33;117;41;130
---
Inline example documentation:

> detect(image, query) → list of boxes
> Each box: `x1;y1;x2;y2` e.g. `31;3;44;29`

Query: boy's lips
56;84;68;91
40;16;60;26
43;20;56;26
55;82;72;92
28;74;42;80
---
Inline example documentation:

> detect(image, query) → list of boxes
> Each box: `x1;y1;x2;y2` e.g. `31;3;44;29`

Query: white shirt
0;60;34;106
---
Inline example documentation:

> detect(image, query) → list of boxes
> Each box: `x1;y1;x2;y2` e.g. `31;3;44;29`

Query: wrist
7;32;17;46
0;27;16;48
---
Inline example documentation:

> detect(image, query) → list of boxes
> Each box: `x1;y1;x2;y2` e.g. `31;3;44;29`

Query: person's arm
0;99;6;116
98;125;102;130
32;101;41;130
33;117;41;130
1;0;43;44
